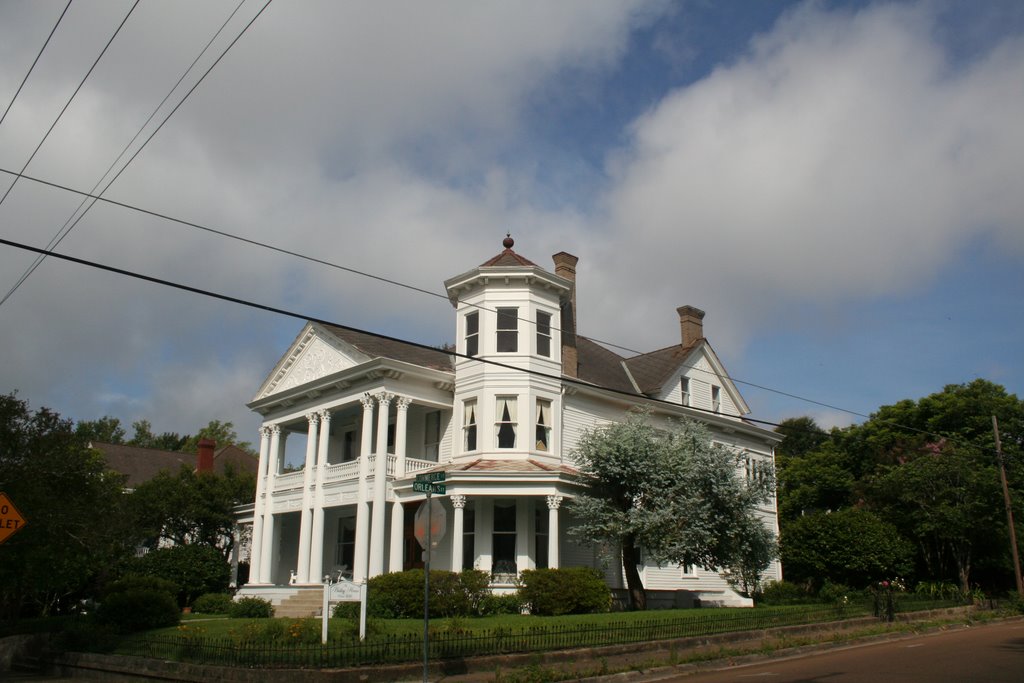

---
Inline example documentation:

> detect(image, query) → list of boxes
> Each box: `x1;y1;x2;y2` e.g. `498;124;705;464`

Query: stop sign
413;499;447;549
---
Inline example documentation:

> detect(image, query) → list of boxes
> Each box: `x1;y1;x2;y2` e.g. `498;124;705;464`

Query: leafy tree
130;464;255;558
568;411;776;610
774;417;829;463
0;394;136;621
128;419;187;451
133;544;231;607
780;508;914;590
776;443;856;521
180;419;255;457
74;415;126;444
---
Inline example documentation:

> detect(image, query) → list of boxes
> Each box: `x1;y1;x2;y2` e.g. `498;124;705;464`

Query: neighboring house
237;237;781;609
92;439;258;584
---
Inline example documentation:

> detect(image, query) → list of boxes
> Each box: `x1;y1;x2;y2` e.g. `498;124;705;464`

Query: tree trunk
621;535;646;610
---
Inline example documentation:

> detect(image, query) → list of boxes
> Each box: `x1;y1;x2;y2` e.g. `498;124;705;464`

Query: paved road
655;619;1024;683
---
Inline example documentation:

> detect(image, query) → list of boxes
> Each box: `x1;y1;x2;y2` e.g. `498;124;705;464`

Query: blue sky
0;0;1021;439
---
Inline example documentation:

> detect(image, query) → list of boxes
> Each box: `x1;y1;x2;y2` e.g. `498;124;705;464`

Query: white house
236;236;781;612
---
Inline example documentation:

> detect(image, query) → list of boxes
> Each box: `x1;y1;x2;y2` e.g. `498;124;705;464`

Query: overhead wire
0;0;73;129
0;0;272;309
0;0;141;211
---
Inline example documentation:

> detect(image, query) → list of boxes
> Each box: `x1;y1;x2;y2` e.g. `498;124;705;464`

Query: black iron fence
110;598;968;670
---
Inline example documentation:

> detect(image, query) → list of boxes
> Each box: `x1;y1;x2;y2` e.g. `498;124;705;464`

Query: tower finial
503;233;514;250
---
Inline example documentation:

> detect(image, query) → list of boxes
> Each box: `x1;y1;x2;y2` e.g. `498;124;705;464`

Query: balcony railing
272;456;440;493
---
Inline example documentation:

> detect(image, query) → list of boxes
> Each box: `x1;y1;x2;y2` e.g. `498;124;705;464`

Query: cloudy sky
1;0;1021;443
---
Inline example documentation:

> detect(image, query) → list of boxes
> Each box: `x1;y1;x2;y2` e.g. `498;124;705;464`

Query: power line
0;1;141;211
0;164;877;425
0;0;73;129
0;0;271;309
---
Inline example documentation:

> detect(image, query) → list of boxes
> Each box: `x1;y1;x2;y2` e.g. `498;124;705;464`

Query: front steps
235;585;325;618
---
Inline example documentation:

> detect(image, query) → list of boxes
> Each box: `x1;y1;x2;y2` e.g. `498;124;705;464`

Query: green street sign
415;471;446;483
412;481;446;495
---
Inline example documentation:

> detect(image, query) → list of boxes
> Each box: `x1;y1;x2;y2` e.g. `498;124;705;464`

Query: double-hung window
496;396;517;448
463;399;478;452
535;399;551;451
496;307;518;352
465;311;479;357
536;311;552;357
711;385;721;413
680;377;690;406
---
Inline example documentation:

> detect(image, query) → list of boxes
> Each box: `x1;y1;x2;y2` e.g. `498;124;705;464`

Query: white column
516;498;530;575
547;495;563;569
353;395;375;583
296;413;319;583
259;426;282;584
394;396;410;478
368;392;393;578
451;495;466;572
477;498;492;574
309;409;330;583
249;426;271;584
388;500;405;573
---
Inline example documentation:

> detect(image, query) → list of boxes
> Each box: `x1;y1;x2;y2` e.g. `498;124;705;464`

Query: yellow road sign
0;492;26;544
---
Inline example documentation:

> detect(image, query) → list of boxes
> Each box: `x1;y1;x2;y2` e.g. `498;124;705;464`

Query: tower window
496;396;517;449
463;399;478;452
536;311;552;357
496;307;518;352
465;311;479;357
535;399;551;451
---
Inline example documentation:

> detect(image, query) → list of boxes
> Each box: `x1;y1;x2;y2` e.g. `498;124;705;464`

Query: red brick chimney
552;252;578;378
197;438;216;474
677;305;705;347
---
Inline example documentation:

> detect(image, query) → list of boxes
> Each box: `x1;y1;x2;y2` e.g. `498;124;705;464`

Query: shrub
479;592;523;615
192;592;234;614
758;580;814;605
229;596;274;619
518;567;610;615
356;569;492;618
103;574;178;601
95;589;180;633
133;545;231;607
818;581;854;605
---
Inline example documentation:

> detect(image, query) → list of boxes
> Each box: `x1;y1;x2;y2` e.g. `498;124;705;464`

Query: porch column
451;495;466;572
477;498;492;574
259;426;283;584
296;412;319;583
309;409;331;582
249;426;271;584
353;395;375;583
394;397;410;478
547;495;563;569
369;393;393;578
516;498;530;575
388;500;404;573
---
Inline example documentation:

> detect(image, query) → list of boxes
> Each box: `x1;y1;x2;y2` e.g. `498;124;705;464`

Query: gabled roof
321;324;453;372
622;340;703;395
91;442;258;488
575;335;635;393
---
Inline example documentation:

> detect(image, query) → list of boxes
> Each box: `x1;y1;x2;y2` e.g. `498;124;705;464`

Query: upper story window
496;307;518;352
680;377;690;406
535;399;551;451
463;399;478;452
424;411;441;461
711;385;721;413
465;311;479;357
536;311;552;357
496;396;517;448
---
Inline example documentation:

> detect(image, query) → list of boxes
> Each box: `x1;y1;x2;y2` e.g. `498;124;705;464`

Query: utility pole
993;415;1023;598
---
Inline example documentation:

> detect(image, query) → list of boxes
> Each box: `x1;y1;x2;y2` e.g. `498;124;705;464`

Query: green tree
774;417;829;463
776;443;856;521
0;394;135;621
131;464;254;558
133;544;231;607
780;508;914;590
180;419;255;457
74;415;126;444
127;419;187;451
568;411;776;610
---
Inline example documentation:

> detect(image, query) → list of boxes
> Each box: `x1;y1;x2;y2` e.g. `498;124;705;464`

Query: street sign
415;471;446;483
0;492;25;545
413;499;447;549
412;481;446;495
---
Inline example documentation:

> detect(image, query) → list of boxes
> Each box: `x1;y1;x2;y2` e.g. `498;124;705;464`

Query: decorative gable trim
253;323;367;400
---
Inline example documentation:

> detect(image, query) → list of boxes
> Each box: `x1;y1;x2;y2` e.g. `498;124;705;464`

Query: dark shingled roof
92;442;259;488
575;335;634;393
622;341;701;395
322;324;454;372
479;235;538;267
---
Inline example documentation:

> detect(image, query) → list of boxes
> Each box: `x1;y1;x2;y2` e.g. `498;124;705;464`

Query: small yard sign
322;578;367;643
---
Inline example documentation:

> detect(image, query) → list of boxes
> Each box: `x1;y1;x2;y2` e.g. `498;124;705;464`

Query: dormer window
536;311;552;357
712;385;721;413
496;396;517;448
496;307;518;352
465;311;479;357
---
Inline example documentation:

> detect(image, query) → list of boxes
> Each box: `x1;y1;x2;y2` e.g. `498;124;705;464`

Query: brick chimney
197;438;216;474
677;305;705;347
552;252;578;378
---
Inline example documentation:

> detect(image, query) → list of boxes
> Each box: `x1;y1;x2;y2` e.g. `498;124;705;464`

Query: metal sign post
413;472;447;682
